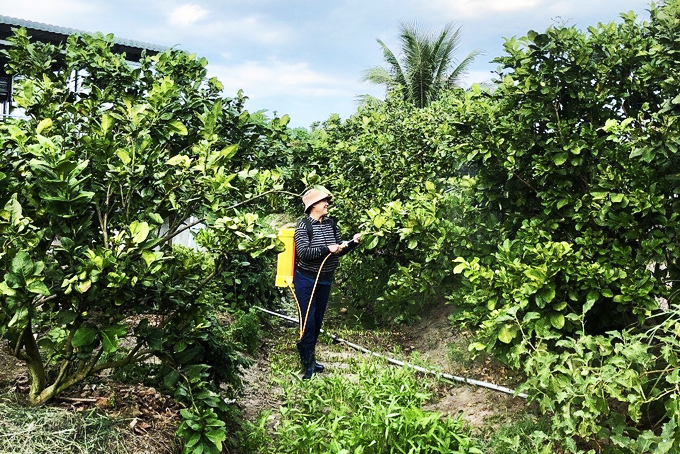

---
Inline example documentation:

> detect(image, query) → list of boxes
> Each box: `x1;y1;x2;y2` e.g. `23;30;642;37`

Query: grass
0;394;129;454
242;322;487;454
476;412;554;454
247;358;484;454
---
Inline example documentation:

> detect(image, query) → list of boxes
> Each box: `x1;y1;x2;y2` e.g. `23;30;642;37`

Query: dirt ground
0;300;527;451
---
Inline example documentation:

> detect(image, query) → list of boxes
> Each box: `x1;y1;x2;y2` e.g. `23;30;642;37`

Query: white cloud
1;0;97;29
149;14;292;49
428;0;545;18
208;58;354;99
216;16;291;46
168;4;209;27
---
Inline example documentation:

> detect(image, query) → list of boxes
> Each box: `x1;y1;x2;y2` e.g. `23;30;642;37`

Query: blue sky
1;0;653;128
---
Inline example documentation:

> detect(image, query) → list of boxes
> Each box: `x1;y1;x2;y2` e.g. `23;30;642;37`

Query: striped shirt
295;216;354;275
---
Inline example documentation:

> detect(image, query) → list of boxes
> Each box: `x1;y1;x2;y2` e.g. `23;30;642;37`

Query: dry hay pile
0;393;125;454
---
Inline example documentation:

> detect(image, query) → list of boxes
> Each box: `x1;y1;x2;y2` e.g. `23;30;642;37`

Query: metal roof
0;15;169;62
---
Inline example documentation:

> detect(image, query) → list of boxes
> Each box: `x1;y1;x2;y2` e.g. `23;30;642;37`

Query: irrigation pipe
254;306;528;399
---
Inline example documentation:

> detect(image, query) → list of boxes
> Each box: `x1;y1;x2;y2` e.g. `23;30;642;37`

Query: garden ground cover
240;299;527;433
0;298;529;452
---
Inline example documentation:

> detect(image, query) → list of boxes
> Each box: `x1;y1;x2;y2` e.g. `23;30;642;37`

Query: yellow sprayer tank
275;227;296;287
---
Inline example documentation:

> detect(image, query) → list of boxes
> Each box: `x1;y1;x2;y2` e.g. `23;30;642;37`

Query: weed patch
247;358;483;453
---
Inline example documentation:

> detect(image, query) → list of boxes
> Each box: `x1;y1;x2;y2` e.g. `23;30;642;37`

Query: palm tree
361;22;482;108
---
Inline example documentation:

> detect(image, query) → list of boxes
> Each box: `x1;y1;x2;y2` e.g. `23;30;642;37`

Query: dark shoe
311;351;324;373
298;343;315;380
302;365;315;380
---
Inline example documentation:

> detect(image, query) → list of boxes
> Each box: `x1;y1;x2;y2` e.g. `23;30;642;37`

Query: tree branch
13;325;27;359
33;294;57;307
225;188;302;212
154;189;302;247
513;171;538;193
95;202;108;248
93;343;148;373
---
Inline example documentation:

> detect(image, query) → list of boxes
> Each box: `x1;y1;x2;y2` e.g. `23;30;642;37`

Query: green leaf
498;325;517;344
610;193;624;203
167;155;191;167
553;152;568;166
0;281;17;296
77;280;91;293
164;370;181;388
72;327;97;347
168;119;188;136
142;251;163;268
524;268;545;282
101;325;127;353
27;280;50;295
523;311;541;322
584;290;598;313
538;285;556;303
552;301;567;311
116;148;131;165
550;313;565;329
10;251;34;282
366;236;379;250
220;144;239;161
3;194;22;224
557;198;569;209
100;331;117;353
129;221;150;244
148;213;164;224
101;114;114;133
8;307;29;328
468;342;486;351
36;118;53;135
206;429;226;445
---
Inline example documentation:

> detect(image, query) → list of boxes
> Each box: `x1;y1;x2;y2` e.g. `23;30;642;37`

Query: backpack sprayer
274;226;296;288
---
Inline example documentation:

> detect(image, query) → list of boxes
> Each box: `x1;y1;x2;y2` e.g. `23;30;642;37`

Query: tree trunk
22;320;47;406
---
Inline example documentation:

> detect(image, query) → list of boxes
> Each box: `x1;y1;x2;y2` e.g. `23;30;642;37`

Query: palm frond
361;66;393;86
377;38;406;87
354;94;385;109
446;49;484;88
362;21;480;107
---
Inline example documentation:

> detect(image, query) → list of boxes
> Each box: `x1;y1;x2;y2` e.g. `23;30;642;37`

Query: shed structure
0;15;169;116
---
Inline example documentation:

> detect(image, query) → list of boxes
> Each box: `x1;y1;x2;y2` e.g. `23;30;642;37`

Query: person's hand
353;233;362;243
328;244;342;254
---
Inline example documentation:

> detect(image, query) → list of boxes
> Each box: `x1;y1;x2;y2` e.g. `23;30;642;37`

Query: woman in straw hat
294;187;361;379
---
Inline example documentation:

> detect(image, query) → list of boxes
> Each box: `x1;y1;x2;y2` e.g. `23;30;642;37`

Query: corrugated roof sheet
0;14;170;60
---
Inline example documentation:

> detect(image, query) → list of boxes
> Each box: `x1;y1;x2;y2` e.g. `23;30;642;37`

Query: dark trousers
293;269;332;352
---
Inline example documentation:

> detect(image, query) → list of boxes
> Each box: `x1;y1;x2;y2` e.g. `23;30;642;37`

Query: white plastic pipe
254;306;527;399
